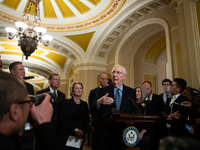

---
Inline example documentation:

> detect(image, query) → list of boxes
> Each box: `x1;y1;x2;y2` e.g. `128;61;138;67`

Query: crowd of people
1;59;200;150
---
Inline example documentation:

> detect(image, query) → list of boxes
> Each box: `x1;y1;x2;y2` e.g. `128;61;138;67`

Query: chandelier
5;0;53;60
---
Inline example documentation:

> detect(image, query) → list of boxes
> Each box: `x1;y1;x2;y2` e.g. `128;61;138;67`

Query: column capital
168;0;183;12
165;0;199;11
73;62;106;73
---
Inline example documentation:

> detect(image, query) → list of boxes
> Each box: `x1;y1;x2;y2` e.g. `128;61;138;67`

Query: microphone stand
128;97;142;115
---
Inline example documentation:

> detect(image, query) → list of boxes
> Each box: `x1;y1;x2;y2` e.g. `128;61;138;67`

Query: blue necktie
115;88;121;109
147;95;150;101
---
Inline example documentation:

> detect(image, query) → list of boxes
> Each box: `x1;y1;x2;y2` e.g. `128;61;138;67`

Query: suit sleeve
34;122;64;150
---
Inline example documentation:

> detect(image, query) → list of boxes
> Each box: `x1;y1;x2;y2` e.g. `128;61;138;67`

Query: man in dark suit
142;81;162;114
9;61;34;95
36;73;65;101
93;65;136;150
89;72;109;124
159;79;172;112
167;78;190;137
36;74;65;135
141;81;164;150
88;72;108;149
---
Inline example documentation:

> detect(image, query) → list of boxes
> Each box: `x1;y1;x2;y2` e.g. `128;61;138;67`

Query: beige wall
38;0;200;100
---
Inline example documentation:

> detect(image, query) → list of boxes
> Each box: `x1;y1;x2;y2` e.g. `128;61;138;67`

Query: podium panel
92;109;165;149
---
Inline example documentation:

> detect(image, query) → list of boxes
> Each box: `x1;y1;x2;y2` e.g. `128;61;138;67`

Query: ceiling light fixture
5;0;53;60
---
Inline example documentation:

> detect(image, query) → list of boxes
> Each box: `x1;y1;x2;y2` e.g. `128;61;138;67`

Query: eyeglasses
163;84;170;86
53;79;61;81
111;71;124;75
4;99;35;114
100;78;108;81
17;99;35;106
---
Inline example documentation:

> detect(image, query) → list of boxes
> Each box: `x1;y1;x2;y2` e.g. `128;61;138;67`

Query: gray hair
98;72;108;80
112;64;127;74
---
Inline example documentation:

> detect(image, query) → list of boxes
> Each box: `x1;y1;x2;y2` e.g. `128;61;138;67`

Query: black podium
92;109;165;150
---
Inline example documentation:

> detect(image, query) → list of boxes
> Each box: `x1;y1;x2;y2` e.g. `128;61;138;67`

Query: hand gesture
97;93;114;105
168;110;181;120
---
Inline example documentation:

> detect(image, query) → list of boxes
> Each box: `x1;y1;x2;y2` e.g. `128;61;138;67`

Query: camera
29;92;58;108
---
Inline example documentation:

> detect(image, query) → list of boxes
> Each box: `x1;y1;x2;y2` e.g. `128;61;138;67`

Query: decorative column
170;0;200;88
68;63;107;103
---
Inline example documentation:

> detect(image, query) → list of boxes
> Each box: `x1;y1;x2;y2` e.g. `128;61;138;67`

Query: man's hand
30;93;53;125
168;111;181;120
195;118;200;125
75;129;84;138
97;93;114;105
189;125;195;134
181;101;192;107
139;129;147;140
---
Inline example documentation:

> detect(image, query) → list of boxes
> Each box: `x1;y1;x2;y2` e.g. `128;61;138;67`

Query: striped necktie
115;88;121;109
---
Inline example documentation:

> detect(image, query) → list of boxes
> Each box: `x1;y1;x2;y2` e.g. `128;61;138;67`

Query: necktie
54;90;58;97
115;89;121;109
147;95;150;101
170;96;176;113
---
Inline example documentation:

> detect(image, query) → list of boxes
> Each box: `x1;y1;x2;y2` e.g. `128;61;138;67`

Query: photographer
181;87;200;140
182;88;200;108
0;72;63;150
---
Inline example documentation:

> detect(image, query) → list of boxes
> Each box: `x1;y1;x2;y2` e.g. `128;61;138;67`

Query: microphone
173;102;187;107
128;97;142;114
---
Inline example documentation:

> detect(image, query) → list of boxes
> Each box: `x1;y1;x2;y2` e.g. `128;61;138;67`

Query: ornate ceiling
0;0;170;87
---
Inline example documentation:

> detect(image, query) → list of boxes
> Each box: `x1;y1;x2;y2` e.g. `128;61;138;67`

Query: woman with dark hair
135;85;148;104
132;85;148;115
135;85;160;150
58;82;89;150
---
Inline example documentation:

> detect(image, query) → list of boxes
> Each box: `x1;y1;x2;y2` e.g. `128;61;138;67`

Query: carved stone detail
190;1;200;84
169;0;183;12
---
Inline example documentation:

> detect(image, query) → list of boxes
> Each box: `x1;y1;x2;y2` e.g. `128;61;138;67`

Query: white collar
49;87;57;93
169;94;181;106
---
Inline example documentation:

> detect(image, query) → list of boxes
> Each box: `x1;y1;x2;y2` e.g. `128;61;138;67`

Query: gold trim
0;0;125;31
87;0;101;6
55;0;75;18
43;0;57;18
69;0;91;14
1;0;21;10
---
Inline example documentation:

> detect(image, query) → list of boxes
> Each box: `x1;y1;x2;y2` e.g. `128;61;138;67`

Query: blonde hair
70;81;83;97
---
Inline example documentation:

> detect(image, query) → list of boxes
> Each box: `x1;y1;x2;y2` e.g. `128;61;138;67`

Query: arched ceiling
0;0;170;81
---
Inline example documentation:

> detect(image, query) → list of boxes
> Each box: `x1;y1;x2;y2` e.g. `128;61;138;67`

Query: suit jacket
92;84;136;150
36;87;65;133
159;93;172;113
88;86;101;124
167;94;190;137
58;98;89;147
36;87;65;104
24;82;34;95
95;84;136;121
0;123;64;150
34;123;64;150
144;93;163;115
